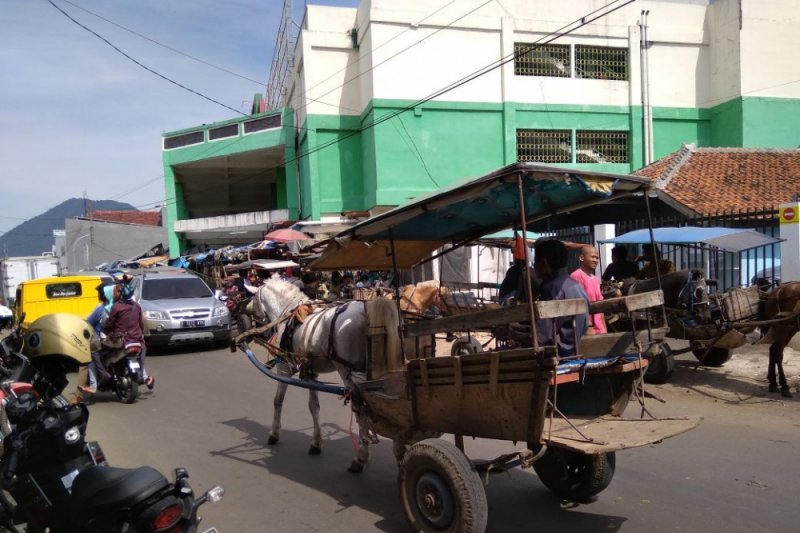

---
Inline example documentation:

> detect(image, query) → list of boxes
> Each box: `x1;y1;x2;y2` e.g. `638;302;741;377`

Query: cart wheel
644;343;675;384
450;335;483;356
691;347;732;367
399;438;487;533
237;314;252;335
534;448;615;501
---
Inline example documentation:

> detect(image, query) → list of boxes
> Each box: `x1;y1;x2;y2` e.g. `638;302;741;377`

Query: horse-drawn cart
235;163;699;532
600;227;787;369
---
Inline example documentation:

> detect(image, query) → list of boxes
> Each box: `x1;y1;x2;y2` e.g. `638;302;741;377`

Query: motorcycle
0;315;223;532
93;341;146;404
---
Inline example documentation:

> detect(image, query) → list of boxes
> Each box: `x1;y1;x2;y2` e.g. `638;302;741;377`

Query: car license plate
181;320;205;328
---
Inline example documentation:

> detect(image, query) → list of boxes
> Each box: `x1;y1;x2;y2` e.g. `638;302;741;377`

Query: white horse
251;276;406;472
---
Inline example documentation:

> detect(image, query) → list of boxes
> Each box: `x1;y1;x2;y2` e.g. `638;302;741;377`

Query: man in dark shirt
602;245;639;282
533;239;589;357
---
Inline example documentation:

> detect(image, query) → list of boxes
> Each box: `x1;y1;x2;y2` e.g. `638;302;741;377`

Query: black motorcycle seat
70;464;169;513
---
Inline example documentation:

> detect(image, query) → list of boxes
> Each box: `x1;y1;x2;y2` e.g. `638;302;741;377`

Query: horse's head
253;276;309;323
399;281;441;315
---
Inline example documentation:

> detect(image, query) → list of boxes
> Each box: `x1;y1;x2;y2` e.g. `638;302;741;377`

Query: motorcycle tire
116;376;139;404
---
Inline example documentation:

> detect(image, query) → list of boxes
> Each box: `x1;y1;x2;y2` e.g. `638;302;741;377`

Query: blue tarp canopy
311;162;651;269
600;227;782;253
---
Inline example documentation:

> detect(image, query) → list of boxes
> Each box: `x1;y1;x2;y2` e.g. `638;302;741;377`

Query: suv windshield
142;277;213;300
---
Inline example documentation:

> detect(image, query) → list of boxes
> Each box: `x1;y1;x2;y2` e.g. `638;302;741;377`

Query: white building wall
739;0;800;98
292;0;799;118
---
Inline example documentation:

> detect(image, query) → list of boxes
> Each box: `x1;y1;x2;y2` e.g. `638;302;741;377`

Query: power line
60;0;267;87
150;0;637;212
46;0;248;116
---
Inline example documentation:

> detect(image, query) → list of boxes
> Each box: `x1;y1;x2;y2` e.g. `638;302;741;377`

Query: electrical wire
45;0;248;116
59;0;266;86
147;0;637;212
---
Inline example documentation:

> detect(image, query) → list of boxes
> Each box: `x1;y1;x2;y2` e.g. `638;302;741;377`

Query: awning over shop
600;227;783;253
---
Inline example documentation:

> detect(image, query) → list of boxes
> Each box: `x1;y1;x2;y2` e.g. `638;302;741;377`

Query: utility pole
88;199;94;268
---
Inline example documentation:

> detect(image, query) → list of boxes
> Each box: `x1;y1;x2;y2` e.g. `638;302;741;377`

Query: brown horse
761;281;800;398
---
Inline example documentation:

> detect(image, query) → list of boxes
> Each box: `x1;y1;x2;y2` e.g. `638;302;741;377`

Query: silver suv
131;269;231;349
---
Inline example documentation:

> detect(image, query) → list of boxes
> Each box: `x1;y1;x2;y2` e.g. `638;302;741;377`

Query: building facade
162;0;800;255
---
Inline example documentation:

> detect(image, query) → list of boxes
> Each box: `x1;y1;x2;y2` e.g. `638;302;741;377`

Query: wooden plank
578;327;668;358
405;305;531;336
536;298;589;319
542;416;700;454
411;373;554;387
489;352;499;398
454;356;463;399
589;290;664;314
420;358;430;399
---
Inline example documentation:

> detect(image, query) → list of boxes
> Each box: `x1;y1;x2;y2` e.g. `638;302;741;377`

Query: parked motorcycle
0;313;223;532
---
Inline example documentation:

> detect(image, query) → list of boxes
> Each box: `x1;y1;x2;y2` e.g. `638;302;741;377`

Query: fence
554;207;780;291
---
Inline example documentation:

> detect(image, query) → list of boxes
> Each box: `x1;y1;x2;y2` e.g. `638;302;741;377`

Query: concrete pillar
594;224;616;275
779;202;800;282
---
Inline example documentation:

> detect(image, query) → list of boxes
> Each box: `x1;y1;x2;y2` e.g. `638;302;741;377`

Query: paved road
81;344;799;533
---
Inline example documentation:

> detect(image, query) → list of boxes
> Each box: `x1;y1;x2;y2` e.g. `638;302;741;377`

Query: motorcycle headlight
64;426;81;444
212;306;228;318
144;310;168;320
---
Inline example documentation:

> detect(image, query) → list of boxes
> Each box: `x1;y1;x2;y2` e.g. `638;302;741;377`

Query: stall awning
600;227;782;253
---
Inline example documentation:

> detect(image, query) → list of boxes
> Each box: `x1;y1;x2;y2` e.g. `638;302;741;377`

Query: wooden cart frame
238;163;699;533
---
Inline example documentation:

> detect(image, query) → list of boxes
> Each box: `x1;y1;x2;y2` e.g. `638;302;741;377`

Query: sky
0;0;356;236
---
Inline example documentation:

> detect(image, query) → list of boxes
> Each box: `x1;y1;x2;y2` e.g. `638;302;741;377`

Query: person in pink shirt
570;245;607;334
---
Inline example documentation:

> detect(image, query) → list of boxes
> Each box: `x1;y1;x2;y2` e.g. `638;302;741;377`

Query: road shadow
212;417;628;532
654;354;796;405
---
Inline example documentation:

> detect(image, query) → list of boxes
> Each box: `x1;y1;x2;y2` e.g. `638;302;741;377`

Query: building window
209;124;239;141
575;131;629;163
163;131;204;150
243;114;282;134
514;43;570;78
517;129;571;163
575;45;628;80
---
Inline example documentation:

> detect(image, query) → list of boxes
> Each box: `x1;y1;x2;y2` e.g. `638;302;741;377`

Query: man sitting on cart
533;239;590;357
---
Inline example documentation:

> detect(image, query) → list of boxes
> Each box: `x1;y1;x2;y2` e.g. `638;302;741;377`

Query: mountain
0;199;137;257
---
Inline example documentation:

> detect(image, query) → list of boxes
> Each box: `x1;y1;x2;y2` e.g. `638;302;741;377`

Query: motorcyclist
74;283;115;401
103;276;154;389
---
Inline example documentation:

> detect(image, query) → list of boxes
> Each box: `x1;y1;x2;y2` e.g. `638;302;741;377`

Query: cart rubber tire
450;336;483;356
399;438;488;533
644;343;675;384
691;347;732;367
237;314;252;336
534;448;615;501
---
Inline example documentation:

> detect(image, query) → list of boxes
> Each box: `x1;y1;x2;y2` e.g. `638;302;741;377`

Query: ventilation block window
514;43;570;77
575;131;629;163
209;124;239;141
163;131;204;150
517;129;571;163
243;114;282;134
575;45;628;80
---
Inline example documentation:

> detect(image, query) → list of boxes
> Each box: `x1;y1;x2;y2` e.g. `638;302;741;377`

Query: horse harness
325;300;368;372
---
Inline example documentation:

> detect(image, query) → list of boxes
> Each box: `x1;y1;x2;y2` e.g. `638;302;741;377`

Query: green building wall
166;96;800;252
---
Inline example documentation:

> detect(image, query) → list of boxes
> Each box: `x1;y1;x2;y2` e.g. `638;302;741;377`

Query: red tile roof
635;144;800;215
89;210;162;226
